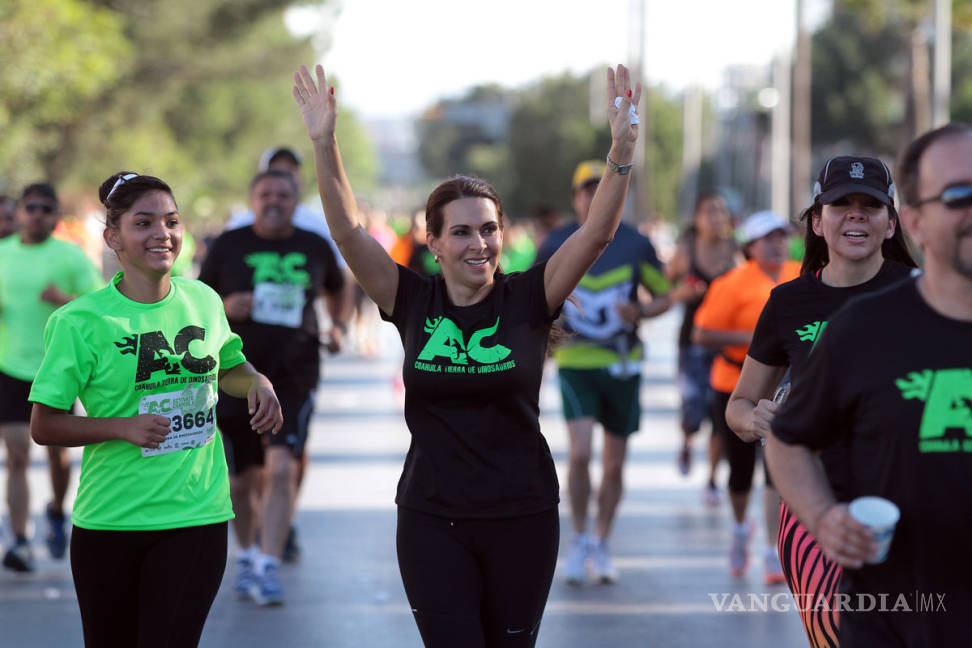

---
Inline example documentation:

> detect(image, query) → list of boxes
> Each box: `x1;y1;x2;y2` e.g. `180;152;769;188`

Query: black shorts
0;370;32;424
218;390;315;475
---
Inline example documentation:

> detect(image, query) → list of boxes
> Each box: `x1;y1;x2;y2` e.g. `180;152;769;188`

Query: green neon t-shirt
29;273;246;531
0;236;104;380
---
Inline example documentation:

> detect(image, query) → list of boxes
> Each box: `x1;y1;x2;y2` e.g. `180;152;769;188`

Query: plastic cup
848;496;900;564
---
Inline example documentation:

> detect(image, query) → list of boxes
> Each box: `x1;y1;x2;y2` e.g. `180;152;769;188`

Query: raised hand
606;64;642;159
293;64;336;142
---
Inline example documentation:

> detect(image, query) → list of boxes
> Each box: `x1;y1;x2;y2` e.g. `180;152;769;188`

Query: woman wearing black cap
726;156;917;648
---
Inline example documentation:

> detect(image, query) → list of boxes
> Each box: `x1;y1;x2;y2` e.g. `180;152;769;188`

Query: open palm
293;64;336;141
606;64;642;147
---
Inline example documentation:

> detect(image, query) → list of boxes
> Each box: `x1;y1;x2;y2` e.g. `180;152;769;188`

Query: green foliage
416;71;684;221
810;6;908;156
0;0;377;225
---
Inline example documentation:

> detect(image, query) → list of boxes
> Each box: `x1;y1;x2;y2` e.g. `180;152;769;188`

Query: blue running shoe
234;556;256;600
46;504;68;560
249;562;284;606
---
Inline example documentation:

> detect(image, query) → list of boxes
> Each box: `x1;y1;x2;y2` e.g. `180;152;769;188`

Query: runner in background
0;183;102;572
199;169;347;605
225;145;352;563
767;122;972;647
29;171;281;647
692;211;800;583
534;160;680;585
727;156;916;647
666;191;738;501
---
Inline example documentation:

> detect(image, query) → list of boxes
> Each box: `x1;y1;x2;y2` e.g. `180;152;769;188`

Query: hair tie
106;173;138;201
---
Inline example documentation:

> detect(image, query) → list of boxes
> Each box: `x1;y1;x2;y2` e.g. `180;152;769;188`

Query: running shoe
729;521;752;578
234;556;256;600
564;533;590;585
677;445;691;476
282;525;300;563
250;562;284;606
702;483;720;507
46;503;68;560
3;539;35;573
590;538;619;584
764;549;786;585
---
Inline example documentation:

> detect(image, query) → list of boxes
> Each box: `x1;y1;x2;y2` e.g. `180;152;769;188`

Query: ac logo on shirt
414;316;515;374
896;368;972;453
244;251;309;287
115;326;217;383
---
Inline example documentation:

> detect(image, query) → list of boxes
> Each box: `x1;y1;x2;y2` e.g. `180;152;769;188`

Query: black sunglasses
911;183;972;210
24;203;55;214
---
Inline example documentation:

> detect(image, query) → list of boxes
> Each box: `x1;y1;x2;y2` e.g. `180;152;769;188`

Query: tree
0;0;377;223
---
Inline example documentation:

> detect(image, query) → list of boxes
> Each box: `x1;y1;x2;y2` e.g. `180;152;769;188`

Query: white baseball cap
736;210;792;244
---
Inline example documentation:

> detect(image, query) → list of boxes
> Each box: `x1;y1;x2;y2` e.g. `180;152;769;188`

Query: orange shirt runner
694;259;801;394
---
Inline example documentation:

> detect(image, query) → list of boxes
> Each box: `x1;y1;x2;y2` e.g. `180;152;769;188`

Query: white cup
848;496;900;564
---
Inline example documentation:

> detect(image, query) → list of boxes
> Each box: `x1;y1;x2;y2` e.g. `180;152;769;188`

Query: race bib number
139;383;218;457
252;282;304;328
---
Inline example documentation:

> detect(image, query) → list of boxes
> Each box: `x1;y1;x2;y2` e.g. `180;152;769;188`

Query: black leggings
712;391;773;493
70;521;227;648
396;507;559;648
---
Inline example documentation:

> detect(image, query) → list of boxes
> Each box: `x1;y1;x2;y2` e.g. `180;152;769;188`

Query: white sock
237;546;257;563
733;520;750;535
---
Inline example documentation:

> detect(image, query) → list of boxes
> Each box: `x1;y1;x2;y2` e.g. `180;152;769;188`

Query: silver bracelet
606;155;633;175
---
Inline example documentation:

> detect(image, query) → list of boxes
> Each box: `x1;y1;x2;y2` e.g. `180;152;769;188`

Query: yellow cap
572;160;604;191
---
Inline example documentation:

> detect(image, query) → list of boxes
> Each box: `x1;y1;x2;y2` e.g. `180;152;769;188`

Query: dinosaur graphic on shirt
416;316;511;368
896;368;972;453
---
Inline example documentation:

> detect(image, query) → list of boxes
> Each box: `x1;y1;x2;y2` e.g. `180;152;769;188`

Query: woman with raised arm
28;172;283;648
726;157;916;648
293;63;640;647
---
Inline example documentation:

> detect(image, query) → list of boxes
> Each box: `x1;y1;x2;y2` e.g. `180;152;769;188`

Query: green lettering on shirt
244;251;310;286
416;316;511;372
896;368;972;452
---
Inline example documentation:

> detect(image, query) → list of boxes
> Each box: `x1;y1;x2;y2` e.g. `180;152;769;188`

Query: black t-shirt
772;278;972;646
749;260;913;499
380;263;560;518
198;226;344;395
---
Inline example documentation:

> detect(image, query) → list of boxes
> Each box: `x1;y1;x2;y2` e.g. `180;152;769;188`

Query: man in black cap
767;122;972;646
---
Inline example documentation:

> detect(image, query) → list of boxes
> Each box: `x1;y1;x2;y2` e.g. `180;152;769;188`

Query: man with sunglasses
0;183;102;572
766;122;972;646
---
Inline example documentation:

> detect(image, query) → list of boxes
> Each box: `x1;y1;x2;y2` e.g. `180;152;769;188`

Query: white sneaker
729;520;753;578
564;533;590;585
590;538;619;584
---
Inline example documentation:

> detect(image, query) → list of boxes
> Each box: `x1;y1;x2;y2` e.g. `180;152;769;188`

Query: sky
286;0;830;120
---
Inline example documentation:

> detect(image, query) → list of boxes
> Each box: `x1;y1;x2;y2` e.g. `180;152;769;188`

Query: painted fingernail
330;87;334;95
627;90;632;98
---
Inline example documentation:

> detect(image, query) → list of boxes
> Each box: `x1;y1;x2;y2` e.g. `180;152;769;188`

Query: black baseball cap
812;156;895;206
258;146;302;172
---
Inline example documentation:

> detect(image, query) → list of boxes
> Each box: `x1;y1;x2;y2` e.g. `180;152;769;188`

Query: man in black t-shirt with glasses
200;169;347;606
767;123;972;647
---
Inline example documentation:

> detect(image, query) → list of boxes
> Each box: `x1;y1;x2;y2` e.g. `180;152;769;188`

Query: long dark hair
99;172;175;228
798;202;917;277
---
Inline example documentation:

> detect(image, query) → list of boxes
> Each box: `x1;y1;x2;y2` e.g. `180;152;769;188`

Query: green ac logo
415;316;513;374
896;368;972;453
245;252;310;286
796;321;827;344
